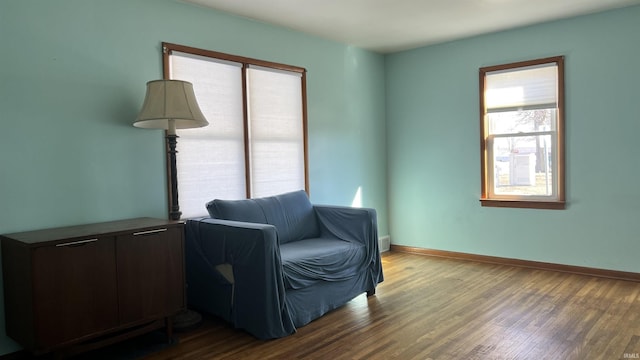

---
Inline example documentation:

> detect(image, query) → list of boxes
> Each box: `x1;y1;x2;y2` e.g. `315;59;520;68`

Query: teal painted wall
386;6;640;272
0;0;387;354
2;0;638;355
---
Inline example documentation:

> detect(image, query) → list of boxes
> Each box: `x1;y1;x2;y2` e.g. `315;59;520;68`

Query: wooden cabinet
1;218;185;355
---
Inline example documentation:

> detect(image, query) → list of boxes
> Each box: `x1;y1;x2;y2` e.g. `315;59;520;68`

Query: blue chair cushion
280;238;366;290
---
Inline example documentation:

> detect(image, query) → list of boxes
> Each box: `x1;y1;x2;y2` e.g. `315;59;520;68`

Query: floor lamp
133;79;208;220
133;79;208;331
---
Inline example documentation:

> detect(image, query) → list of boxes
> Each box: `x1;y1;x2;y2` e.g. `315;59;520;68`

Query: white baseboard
379;235;390;252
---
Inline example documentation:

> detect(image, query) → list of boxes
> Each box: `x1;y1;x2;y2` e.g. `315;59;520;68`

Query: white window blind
170;52;246;218
485;64;558;112
247;66;305;198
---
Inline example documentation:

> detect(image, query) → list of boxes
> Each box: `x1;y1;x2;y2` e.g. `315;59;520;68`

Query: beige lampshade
134;80;208;134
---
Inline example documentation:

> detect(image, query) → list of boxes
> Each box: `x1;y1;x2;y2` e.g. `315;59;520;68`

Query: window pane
492;134;554;196
250;141;305;197
488;109;554;135
171;52;246;217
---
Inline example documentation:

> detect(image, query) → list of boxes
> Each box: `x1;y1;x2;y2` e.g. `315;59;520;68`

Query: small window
479;56;565;209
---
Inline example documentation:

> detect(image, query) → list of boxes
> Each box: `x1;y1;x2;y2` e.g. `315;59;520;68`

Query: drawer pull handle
133;228;167;236
56;238;99;247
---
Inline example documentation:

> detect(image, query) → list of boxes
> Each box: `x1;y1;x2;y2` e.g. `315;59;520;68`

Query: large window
163;43;308;218
479;56;565;209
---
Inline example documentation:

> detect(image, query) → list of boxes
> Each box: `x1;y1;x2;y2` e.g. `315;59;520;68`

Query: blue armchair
184;190;383;339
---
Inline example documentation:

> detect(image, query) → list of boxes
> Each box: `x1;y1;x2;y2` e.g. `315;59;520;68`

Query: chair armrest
185;218;296;339
313;205;378;245
313;206;384;285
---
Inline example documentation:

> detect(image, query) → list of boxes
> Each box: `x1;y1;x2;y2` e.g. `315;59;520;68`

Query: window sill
480;199;566;210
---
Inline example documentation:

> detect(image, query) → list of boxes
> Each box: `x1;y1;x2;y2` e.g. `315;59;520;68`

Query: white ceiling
184;0;638;53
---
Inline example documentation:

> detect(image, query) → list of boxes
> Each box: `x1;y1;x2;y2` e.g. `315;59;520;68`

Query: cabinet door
116;226;185;325
32;236;118;349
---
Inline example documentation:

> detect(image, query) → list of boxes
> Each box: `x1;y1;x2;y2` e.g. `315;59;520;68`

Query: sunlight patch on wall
351;186;362;207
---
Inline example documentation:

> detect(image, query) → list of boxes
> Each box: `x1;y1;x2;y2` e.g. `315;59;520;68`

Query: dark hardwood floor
144;251;640;359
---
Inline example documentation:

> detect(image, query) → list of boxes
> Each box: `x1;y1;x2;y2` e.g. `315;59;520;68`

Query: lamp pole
167;119;181;220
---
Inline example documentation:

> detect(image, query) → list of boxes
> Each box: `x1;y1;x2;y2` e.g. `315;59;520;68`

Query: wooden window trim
479;56;566;210
162;42;306;75
479;199;566;210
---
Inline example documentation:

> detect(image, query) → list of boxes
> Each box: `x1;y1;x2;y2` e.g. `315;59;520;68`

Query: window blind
247;66;305;198
485;63;558;112
171;52;246;218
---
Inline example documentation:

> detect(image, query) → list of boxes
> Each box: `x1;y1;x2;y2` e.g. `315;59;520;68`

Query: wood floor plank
143;252;640;359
